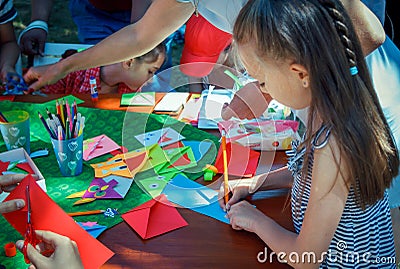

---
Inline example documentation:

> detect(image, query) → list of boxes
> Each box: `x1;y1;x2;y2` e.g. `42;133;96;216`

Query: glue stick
89;76;98;102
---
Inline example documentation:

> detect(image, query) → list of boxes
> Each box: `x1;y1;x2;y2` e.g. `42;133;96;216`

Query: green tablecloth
0;100;219;268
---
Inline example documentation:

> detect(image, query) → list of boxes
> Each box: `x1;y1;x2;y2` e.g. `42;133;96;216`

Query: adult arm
24;0;194;90
19;0;53;56
340;0;386;56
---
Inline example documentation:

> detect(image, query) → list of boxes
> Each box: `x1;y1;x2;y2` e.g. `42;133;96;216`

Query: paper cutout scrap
162;174;229;224
83;134;120;161
214;142;260;177
78;222;108;238
2;175;114;269
122;194;188;239
120;92;155;106
0;160;10;174
135;127;185;147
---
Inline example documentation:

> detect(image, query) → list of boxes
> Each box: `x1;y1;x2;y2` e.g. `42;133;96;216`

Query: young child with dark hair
42;43;166;94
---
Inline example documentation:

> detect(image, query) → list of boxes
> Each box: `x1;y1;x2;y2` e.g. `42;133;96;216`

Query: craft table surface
8;94;294;269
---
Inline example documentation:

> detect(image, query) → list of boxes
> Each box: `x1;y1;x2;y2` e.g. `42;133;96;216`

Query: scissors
23;185;39;264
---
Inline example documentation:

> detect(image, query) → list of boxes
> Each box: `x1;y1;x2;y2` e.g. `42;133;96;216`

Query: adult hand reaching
16;230;84;269
221;82;272;120
23;63;66;91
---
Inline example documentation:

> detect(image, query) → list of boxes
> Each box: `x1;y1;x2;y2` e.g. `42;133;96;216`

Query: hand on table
227;200;265;233
16;230;83;269
221;82;272;120
19;28;47;56
0;174;32;214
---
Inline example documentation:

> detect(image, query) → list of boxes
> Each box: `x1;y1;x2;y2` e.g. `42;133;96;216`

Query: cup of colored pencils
39;99;85;176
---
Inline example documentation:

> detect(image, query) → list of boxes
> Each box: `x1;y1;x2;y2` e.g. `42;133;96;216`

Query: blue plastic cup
51;133;83;176
0;110;30;154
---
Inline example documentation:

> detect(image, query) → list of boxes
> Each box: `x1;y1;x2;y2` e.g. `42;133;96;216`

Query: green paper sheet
120;92;155;106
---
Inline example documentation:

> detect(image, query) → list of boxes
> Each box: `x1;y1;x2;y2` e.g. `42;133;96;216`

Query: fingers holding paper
227;200;264;233
218;178;252;211
16;230;83;269
0;174;29;214
23;63;66;92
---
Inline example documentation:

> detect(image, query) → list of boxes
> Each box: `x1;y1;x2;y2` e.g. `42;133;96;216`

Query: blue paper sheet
162;174;229;224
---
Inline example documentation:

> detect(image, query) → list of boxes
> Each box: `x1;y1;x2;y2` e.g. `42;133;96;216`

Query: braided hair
234;0;399;208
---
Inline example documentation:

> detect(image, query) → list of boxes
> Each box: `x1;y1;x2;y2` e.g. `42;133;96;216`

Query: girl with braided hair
222;0;398;267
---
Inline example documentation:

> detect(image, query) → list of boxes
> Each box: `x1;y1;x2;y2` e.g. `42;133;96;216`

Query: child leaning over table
42;42;166;94
219;0;399;268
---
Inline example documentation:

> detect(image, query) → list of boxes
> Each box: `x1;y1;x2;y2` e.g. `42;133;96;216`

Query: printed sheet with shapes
83;134;120;161
122;194;188;239
135;127;185;147
2;175;114;269
162;174;229;224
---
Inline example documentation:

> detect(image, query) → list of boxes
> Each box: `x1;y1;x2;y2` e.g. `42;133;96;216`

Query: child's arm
0;21;20;81
228;137;350;268
24;0;195;91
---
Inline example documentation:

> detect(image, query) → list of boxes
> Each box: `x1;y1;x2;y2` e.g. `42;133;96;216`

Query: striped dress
286;126;396;268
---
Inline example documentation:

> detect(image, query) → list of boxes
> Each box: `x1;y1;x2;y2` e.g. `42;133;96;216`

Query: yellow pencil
67;209;105;217
221;130;229;205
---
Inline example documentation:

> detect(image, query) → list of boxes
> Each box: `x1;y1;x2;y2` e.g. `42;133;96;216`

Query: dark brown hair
135;42;166;64
234;0;399;208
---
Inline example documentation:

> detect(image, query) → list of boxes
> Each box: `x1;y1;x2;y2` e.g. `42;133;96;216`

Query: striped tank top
286;126;396;268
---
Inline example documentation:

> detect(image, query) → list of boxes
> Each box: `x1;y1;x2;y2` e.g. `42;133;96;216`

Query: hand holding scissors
23;185;39;264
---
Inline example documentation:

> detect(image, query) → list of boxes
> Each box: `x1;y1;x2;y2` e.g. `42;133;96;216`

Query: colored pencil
221;130;229;205
38;112;56;139
0;112;8;123
67;209;105;217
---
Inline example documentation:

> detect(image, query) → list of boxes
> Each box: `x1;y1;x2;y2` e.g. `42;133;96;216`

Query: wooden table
12;93;294;269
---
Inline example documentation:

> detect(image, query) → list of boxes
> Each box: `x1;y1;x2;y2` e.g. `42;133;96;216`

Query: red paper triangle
0;160;10;174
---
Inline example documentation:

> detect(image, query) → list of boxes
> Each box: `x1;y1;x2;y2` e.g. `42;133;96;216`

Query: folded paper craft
162;174;229;224
83;134;120;161
78;222;108;238
122;194;188;239
214;141;260;177
2;175;114;269
91;149;148;178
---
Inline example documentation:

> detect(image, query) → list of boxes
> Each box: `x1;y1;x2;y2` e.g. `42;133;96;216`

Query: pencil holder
51;133;83;176
0;110;30;154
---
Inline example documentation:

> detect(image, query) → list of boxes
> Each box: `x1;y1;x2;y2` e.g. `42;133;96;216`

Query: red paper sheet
214;142;260;177
2;175;114;269
122;194;188;239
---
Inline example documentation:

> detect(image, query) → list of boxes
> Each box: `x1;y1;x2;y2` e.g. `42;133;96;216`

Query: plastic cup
51;133;83;176
0;110;30;154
